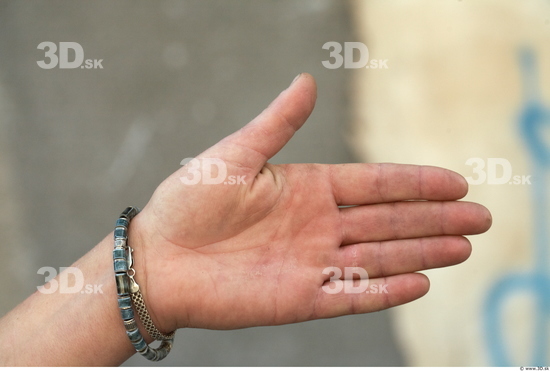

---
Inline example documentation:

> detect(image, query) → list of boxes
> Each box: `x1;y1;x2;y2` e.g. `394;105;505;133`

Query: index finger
329;163;468;205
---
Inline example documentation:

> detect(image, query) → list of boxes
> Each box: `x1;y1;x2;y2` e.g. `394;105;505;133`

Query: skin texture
0;73;492;365
134;73;491;332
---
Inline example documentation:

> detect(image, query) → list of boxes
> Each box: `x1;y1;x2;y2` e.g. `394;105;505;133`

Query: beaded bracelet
113;206;175;361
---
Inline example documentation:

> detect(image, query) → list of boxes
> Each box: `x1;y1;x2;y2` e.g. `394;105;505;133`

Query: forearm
0;233;149;366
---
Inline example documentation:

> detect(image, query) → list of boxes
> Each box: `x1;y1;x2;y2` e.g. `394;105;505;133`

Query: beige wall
350;0;550;366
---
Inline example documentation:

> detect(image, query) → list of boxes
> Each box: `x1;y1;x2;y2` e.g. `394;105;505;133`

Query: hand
130;73;492;333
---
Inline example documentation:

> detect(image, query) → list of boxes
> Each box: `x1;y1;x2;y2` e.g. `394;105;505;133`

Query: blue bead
127;328;142;343
117;296;132;309
115;218;129;228
114;258;128;273
120;307;134;320
113;248;126;260
140;347;157;361
114;227;127;239
132;337;147;352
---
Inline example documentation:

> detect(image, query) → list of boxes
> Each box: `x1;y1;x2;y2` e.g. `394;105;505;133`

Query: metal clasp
126;246;134;269
126;246;140;293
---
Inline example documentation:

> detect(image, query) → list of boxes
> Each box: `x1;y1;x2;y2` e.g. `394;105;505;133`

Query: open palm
129;74;492;334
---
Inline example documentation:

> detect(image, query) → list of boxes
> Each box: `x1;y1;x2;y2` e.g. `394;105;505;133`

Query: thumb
205;73;317;173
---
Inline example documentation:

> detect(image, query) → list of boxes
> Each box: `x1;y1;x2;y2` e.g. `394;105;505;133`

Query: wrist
127;210;179;336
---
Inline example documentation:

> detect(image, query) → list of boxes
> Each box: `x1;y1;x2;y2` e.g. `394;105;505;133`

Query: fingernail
290;73;303;87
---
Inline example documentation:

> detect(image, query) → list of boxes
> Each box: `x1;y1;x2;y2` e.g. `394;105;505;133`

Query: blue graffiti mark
484;48;550;366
